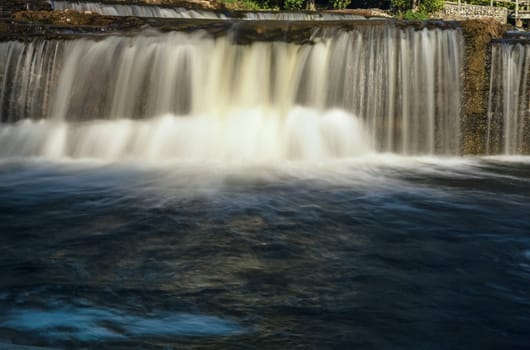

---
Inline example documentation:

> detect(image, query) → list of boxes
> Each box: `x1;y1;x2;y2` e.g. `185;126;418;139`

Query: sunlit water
0;27;462;154
1;155;529;349
0;111;373;161
0;20;528;349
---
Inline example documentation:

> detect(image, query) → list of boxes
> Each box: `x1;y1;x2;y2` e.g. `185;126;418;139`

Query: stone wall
434;2;509;23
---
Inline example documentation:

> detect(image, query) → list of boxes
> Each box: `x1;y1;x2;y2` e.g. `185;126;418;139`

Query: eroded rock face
460;19;509;154
0;0;51;17
2;17;464;44
11;9;131;26
0;7;144;37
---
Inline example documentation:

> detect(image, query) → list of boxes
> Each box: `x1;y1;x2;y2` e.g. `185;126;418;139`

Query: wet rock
12;10;115;26
0;0;51;17
0;8;144;38
460;19;509;154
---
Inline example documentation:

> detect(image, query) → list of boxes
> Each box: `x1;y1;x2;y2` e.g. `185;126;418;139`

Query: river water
0;15;528;349
0;156;529;349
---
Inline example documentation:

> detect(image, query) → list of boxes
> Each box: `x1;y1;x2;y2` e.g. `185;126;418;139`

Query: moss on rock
460;19;509;154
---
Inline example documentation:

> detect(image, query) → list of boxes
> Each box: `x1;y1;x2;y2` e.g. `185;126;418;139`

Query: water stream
487;40;530;154
0;15;529;350
0;26;462;156
49;0;370;20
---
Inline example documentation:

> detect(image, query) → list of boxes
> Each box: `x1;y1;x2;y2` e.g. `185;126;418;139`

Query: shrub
418;0;444;14
283;0;304;9
390;0;411;12
402;9;429;19
391;0;443;15
331;0;352;9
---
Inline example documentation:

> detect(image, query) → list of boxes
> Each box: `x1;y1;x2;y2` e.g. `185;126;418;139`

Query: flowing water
487;40;530;154
49;0;369;20
0;26;462;155
1;156;530;349
0;22;529;350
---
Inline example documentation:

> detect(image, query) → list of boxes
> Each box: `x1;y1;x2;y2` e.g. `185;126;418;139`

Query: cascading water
487;40;530;154
50;0;229;19
0;25;462;160
49;0;368;20
4;14;530;350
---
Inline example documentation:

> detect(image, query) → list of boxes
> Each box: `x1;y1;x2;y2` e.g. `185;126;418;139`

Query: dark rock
0;0;51;17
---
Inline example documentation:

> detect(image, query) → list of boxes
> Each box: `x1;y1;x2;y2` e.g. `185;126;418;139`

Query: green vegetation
390;0;444;18
331;0;352;9
390;0;410;12
283;0;304;10
402;9;429;19
219;0;264;10
417;0;443;13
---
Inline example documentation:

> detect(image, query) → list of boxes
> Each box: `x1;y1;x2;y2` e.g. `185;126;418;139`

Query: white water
0;26;462;159
487;41;530;154
51;0;229;19
49;0;367;20
0;109;373;161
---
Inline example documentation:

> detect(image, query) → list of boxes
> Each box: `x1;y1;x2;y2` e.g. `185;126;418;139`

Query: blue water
0;156;529;349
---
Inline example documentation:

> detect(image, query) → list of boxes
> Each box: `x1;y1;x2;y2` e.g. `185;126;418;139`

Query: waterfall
0;25;463;160
487;40;530;155
49;0;367;20
50;0;228;19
